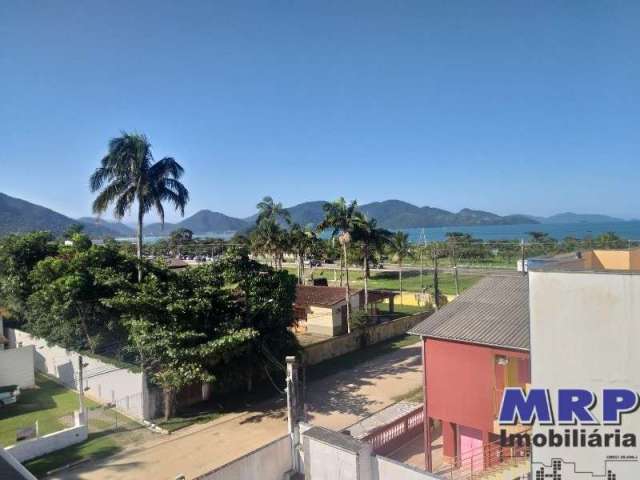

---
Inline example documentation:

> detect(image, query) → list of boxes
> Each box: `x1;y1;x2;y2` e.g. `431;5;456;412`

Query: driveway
52;341;422;480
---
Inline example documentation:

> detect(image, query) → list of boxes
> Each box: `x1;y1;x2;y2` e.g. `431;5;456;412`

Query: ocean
121;221;640;244
399;221;640;243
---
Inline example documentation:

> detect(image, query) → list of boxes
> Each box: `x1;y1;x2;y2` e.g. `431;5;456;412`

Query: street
52;340;423;480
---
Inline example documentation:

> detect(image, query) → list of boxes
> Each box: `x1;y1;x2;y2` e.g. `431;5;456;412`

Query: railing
437;431;530;480
361;406;425;455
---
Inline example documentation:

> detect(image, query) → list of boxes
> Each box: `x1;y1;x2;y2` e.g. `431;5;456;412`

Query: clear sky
1;1;639;222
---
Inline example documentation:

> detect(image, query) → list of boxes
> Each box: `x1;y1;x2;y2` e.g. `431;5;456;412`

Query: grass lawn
23;431;120;478
0;374;99;447
288;267;481;296
0;374;154;478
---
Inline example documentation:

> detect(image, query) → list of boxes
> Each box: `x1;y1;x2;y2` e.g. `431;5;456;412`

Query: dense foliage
0;232;298;419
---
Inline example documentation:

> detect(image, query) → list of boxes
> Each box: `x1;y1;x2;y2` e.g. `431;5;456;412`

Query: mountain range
0;192;629;238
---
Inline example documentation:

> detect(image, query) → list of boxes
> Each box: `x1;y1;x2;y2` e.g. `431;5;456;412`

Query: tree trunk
77;307;96;353
343;242;351;332
163;387;176;421
136;204;144;283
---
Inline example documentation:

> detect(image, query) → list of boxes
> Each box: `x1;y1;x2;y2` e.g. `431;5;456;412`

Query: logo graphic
497;389;639;479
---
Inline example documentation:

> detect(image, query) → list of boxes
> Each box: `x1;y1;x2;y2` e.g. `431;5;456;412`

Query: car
309;259;322;267
0;385;19;406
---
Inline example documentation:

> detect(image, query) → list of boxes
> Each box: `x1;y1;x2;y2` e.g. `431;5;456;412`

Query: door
458;426;484;472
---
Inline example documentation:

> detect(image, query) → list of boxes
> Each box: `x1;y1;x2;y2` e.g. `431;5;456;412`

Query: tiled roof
295;286;360;307
409;275;529;351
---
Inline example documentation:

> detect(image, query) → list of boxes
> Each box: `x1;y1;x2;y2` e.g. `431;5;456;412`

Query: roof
345;401;422;440
366;289;397;303
295;285;361;307
409;275;530;351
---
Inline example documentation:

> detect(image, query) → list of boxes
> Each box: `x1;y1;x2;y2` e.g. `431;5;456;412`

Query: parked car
309;259;322;267
0;385;19;406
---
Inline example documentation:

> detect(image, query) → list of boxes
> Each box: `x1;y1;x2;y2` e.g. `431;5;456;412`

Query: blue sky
1;1;639;221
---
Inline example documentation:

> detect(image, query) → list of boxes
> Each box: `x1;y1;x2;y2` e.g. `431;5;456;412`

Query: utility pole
451;243;459;296
432;246;439;311
286;356;302;473
520;239;526;275
78;355;86;418
419;229;427;291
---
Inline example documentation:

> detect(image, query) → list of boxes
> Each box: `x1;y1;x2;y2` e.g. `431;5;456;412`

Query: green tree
0;232;57;323
251;219;286;268
111;265;256;420
289;224;318;284
389;231;412;304
318;198;359;331
89;132;189;281
26;240;138;353
169;228;194;256
352;214;391;308
256;196;291;225
219;249;298;392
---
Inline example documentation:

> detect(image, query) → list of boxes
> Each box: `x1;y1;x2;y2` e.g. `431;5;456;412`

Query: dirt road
53;341;422;480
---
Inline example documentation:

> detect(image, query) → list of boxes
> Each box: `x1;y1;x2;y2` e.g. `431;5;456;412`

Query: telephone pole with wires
78;355;88;422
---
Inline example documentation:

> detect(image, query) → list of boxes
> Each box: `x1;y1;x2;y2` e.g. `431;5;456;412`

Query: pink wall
424;338;529;435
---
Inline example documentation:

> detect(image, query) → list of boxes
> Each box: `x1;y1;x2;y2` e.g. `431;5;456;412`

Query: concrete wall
0;345;35;389
375;456;440;480
194;435;292;480
529;270;640;474
6;424;88;462
306;305;337;336
302;426;439;480
7;328;149;420
303;313;428;365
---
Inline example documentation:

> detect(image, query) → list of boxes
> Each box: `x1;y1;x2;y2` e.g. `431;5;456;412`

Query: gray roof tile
409;275;529;351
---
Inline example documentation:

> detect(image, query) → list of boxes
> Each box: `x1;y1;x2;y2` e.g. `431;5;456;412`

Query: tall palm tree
90;132;189;281
389;231;412;305
353;213;391;310
317;198;358;332
256;196;291;225
289;224;317;284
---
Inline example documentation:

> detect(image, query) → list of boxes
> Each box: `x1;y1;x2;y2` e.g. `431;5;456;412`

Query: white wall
529;271;640;475
194;435;292;480
305;437;361;480
375;456;441;480
7;328;148;420
5;424;88;462
0;345;35;389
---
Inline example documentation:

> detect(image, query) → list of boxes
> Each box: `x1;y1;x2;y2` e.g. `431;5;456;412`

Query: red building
409;275;530;474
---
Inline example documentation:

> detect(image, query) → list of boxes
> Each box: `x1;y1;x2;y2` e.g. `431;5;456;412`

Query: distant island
0;191;629;238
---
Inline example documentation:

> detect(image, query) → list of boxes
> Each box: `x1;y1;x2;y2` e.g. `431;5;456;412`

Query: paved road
52;341;423;480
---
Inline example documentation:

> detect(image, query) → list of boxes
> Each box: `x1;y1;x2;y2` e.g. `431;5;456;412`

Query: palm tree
90;132;189;281
289;224;317;284
256;196;291;225
353;213;391;310
251;219;288;268
317;198;358;332
389;231;412;305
